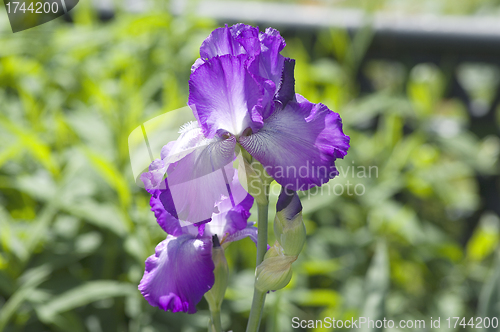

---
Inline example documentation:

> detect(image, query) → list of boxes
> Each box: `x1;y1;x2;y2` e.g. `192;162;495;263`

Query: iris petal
191;24;291;121
239;94;350;191
276;188;302;219
166;162;236;226
223;222;259;247
256;27;286;93
142;121;241;226
139;235;214;314
199;24;260;60
274;58;296;108
204;170;254;239
194;24;286;93
189;54;266;137
140;159;167;194
165;125;238;225
149;188;183;236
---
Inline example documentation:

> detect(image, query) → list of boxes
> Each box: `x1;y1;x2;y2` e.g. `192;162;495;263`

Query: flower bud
274;189;306;256
255;242;297;292
204;235;229;311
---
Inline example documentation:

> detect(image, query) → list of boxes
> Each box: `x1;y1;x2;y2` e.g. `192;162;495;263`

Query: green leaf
361;241;389;332
83;148;132;209
60;200;128;237
0;265;52;332
478;251;500;332
291;289;341;307
467;213;500;262
36;281;136;323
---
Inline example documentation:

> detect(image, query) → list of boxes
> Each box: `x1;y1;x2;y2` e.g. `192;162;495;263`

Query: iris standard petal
253;57;296;120
274;58;296;108
256;27;286;91
239;94;350;191
190;24;293;126
189;54;266;137
139;235;214;314
240;27;288;117
199;23;260;60
195;24;286;92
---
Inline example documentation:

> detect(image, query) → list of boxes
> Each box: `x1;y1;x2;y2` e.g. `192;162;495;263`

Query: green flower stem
209;307;222;332
246;202;269;332
246;288;266;332
256;203;269;266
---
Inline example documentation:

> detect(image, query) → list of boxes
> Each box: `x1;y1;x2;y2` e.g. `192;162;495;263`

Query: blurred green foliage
1;2;500;332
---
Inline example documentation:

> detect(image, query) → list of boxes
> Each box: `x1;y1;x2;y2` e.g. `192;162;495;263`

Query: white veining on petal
178;121;198;134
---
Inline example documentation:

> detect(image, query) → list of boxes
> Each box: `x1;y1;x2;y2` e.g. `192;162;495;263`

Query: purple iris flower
141;23;349;225
139;170;256;313
189;24;350;190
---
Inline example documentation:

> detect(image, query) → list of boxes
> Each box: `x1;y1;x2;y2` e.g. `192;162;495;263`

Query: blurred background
1;0;500;331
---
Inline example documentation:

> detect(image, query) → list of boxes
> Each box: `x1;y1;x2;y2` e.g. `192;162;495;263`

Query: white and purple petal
141;126;233;227
274;58;296;108
204;170;254;240
239;94;350;191
189;54;267;137
255;27;286;92
199;24;260;60
149;188;183;236
140;159;167;194
191;24;291;120
139;234;214;314
276;188;302;220
166;161;236;226
223;222;259;247
148;121;245;226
